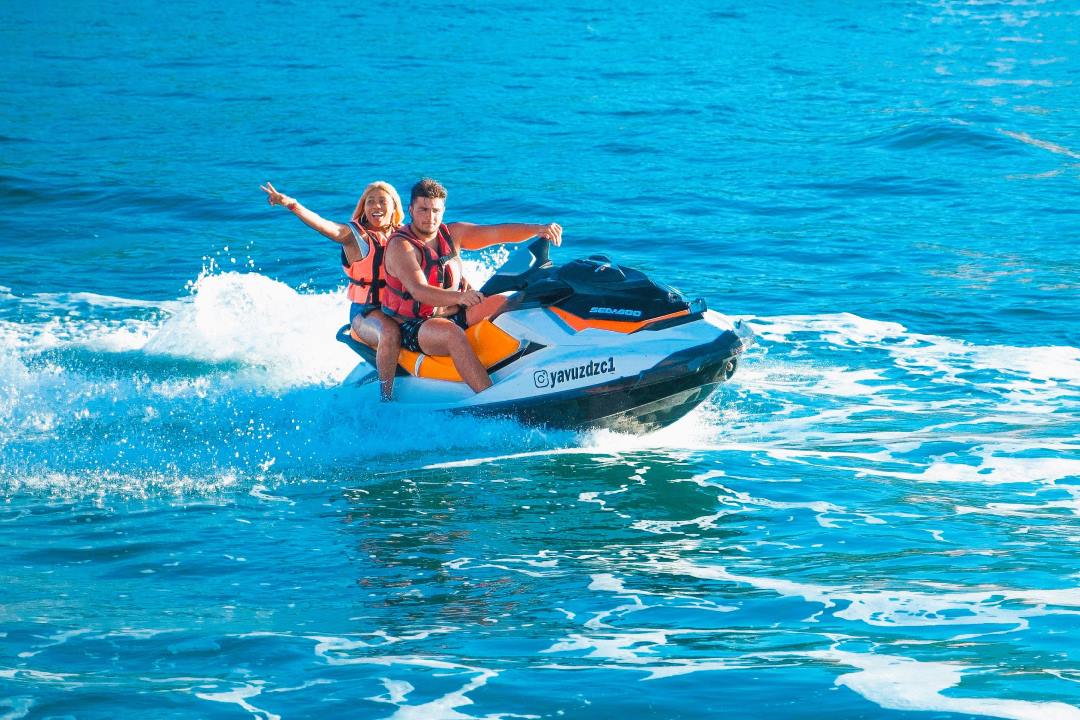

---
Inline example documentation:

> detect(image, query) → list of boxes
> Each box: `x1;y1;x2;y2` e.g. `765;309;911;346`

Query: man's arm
449;222;563;251
384;238;483;308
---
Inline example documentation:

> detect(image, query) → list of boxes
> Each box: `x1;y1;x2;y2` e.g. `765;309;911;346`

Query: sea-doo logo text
590;307;643;318
533;357;616;390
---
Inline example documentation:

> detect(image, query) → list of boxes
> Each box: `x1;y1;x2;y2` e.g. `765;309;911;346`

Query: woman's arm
449;222;563;251
261;182;352;244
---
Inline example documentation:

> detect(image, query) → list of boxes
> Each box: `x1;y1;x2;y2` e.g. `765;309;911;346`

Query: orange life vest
342;222;389;307
382;223;465;320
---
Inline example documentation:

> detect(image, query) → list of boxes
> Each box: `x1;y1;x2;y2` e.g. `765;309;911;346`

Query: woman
261;180;404;400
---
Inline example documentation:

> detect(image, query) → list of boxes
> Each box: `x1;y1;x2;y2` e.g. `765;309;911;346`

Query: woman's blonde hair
351;181;405;228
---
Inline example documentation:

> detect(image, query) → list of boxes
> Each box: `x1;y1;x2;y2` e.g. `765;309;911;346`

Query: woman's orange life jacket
381;223;466;320
342;222;389;307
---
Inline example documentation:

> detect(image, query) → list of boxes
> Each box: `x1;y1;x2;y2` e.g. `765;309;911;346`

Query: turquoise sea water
3;1;1080;717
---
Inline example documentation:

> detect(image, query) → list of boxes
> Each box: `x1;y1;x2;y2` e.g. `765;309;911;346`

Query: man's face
410;196;446;235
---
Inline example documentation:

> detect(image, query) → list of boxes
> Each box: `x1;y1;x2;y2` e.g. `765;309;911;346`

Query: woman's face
363;189;395;229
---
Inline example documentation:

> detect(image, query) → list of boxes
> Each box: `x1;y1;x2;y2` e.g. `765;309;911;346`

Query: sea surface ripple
1;1;1079;718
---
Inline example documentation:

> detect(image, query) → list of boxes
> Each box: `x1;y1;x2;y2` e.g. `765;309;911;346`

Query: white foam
0;668;75;683
461;246;509;288
583;412;723;451
3;469;242;498
143;271;357;387
812;649;1080;720
863;452;1080;486
894;339;1080;386
583;572;738;621
447;552;561;578
3;291;1077;506
956;491;1080;519
684;469;726;485
690;313;1080;497
588;573;630;594
36;290;172;311
999;128;1080;159
0;271;369;456
310;628;459;657
632;511;735;534
419;446;599;470
15;628;93;659
751;312;1080;385
311;639;508;720
0;696;34;720
653;558;1080;632
195;682;279;720
0;318;139;360
383;667;505;720
543;630;668;663
369;678;414;705
748;313;907;346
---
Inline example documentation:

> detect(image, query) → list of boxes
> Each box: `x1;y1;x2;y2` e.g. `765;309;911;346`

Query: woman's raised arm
261;182;351;244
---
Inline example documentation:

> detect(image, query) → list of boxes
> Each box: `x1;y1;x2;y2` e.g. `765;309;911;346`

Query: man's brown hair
410;177;447;204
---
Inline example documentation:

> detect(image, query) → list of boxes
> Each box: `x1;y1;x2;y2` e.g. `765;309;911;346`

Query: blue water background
2;1;1079;718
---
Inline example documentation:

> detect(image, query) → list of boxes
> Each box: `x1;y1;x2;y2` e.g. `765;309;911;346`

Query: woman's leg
353;310;401;401
417;318;492;393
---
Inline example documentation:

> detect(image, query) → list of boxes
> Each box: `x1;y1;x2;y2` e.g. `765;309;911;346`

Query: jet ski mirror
479;238;553;295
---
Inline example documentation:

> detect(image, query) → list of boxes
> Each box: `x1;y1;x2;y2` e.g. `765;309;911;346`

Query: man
381;178;562;392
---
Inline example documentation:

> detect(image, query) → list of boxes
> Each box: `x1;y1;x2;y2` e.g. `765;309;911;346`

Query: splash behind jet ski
337;239;753;432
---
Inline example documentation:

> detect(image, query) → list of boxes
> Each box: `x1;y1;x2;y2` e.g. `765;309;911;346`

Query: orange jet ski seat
351;319;524;382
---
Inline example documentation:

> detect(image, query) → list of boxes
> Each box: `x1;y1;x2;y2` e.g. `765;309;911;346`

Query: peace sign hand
260;181;294;208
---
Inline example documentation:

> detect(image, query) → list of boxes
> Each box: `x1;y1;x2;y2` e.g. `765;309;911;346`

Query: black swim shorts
399;308;468;353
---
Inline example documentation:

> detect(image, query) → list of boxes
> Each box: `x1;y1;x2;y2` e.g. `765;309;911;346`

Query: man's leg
417;318;492;393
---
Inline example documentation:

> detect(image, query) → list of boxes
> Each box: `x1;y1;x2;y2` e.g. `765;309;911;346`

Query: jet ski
336;239;754;432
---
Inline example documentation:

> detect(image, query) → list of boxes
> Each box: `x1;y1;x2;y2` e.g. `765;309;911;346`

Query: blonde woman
261;180;404;400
